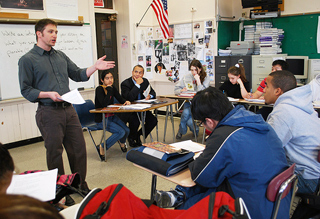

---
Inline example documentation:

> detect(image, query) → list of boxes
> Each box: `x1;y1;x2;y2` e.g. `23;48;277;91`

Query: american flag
151;0;169;39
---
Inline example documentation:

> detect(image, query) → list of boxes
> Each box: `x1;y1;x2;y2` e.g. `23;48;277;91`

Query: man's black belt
39;101;71;108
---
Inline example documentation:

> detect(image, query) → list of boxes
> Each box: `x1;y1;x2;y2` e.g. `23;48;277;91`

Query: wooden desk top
160;94;193;100
90;97;178;114
133;163;196;187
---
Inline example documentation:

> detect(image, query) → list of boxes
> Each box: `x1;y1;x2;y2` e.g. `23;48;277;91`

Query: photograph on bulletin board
0;0;43;10
94;0;104;7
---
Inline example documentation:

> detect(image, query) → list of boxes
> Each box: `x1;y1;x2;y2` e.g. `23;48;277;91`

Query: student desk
160;94;198;142
90;98;178;161
132;142;205;200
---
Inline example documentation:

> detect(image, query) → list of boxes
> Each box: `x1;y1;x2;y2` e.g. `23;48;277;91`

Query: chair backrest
266;163;296;202
73;99;97;128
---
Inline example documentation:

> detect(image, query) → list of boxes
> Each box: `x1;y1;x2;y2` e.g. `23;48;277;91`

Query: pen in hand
249;89;253;99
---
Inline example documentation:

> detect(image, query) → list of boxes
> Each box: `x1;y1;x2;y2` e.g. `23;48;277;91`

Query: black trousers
36;104;88;189
118;111;157;141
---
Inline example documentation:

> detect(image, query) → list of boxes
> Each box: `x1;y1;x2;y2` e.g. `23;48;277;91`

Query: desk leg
163;105;169;142
155;109;159;141
142;112;146;143
170;104;175;143
102;113;108;162
151;174;157;200
190;109;198;142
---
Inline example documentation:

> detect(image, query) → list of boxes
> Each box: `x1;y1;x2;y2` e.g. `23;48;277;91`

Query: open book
143;141;188;154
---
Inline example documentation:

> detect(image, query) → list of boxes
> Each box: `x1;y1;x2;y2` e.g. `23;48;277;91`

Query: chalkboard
0;24;94;100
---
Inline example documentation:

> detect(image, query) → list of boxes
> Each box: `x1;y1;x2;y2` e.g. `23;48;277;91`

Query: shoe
65;195;75;206
96;145;105;161
128;137;136;147
136;136;142;146
176;132;182;139
118;141;128;152
155;189;185;208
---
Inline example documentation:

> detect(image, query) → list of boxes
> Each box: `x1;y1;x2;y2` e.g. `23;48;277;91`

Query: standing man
120;65;157;147
264;70;320;194
18;18;115;194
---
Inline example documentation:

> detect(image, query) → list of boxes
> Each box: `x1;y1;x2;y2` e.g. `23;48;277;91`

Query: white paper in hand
143;85;151;98
59;89;85;104
7;169;58;202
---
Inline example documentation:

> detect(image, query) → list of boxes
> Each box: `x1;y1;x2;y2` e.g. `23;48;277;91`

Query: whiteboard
0;24;94;100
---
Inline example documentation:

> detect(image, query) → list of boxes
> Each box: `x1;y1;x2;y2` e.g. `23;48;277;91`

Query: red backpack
76;184;250;219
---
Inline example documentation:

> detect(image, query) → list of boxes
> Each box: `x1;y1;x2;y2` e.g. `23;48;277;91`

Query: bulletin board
0;24;94;100
134;20;216;84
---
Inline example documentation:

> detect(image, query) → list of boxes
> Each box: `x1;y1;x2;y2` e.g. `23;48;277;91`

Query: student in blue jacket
156;87;291;219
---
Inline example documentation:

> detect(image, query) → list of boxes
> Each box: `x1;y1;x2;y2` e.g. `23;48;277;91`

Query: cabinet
215;56;252;89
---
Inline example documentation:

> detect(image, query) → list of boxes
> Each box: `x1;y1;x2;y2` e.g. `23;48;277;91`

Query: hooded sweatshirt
189;105;289;219
267;84;320;179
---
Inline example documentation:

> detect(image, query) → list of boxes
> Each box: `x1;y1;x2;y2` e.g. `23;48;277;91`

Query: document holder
126;146;195;176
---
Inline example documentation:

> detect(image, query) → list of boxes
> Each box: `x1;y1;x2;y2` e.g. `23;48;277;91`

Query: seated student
95;71;131;159
310;73;320;101
218;63;250;99
120;65;158;147
174;59;210;139
156;87;290;219
264;70;320;194
249;60;289;120
249;59;289;99
0;143;14;194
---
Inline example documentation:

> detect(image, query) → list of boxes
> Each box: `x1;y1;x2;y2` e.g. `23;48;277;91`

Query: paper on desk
58;89;85;104
135;99;158;103
120;104;152;110
228;97;239;102
313;101;320;107
170;140;204;153
7;169;58;202
244;98;265;103
143;85;151;98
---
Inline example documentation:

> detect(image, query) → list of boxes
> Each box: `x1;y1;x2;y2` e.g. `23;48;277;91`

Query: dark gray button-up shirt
18;44;88;103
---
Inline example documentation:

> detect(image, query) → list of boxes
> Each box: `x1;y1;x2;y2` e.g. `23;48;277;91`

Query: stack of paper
244;98;265;103
120;104;152;110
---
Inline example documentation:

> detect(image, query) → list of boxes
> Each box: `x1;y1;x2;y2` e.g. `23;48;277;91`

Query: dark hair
269;70;297;93
35;19;57;41
0;194;63;219
132;65;144;73
228;63;247;82
0;143;14;182
154;63;166;73
190;59;207;84
272;60;289;70
100;71;113;81
191;87;233;122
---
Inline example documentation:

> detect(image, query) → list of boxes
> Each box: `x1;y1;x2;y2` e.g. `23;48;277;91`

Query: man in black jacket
120;65;158;147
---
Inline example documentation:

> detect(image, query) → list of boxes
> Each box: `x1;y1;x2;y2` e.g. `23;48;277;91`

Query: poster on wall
0;0;43;10
174;23;192;39
94;0;104;7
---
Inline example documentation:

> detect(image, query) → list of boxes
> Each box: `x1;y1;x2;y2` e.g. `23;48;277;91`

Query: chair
73;99;104;161
266;163;298;219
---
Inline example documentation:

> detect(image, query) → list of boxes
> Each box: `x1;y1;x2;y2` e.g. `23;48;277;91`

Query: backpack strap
208;192;215;219
83;184;124;219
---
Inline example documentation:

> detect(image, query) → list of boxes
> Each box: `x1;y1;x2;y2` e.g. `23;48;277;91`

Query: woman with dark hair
95;71;131;159
174;59;210;139
219;63;250;99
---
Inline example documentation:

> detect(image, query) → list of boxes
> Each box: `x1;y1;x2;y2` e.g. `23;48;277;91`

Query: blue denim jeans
97;115;130;149
179;102;199;135
175;184;215;209
297;174;320;194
